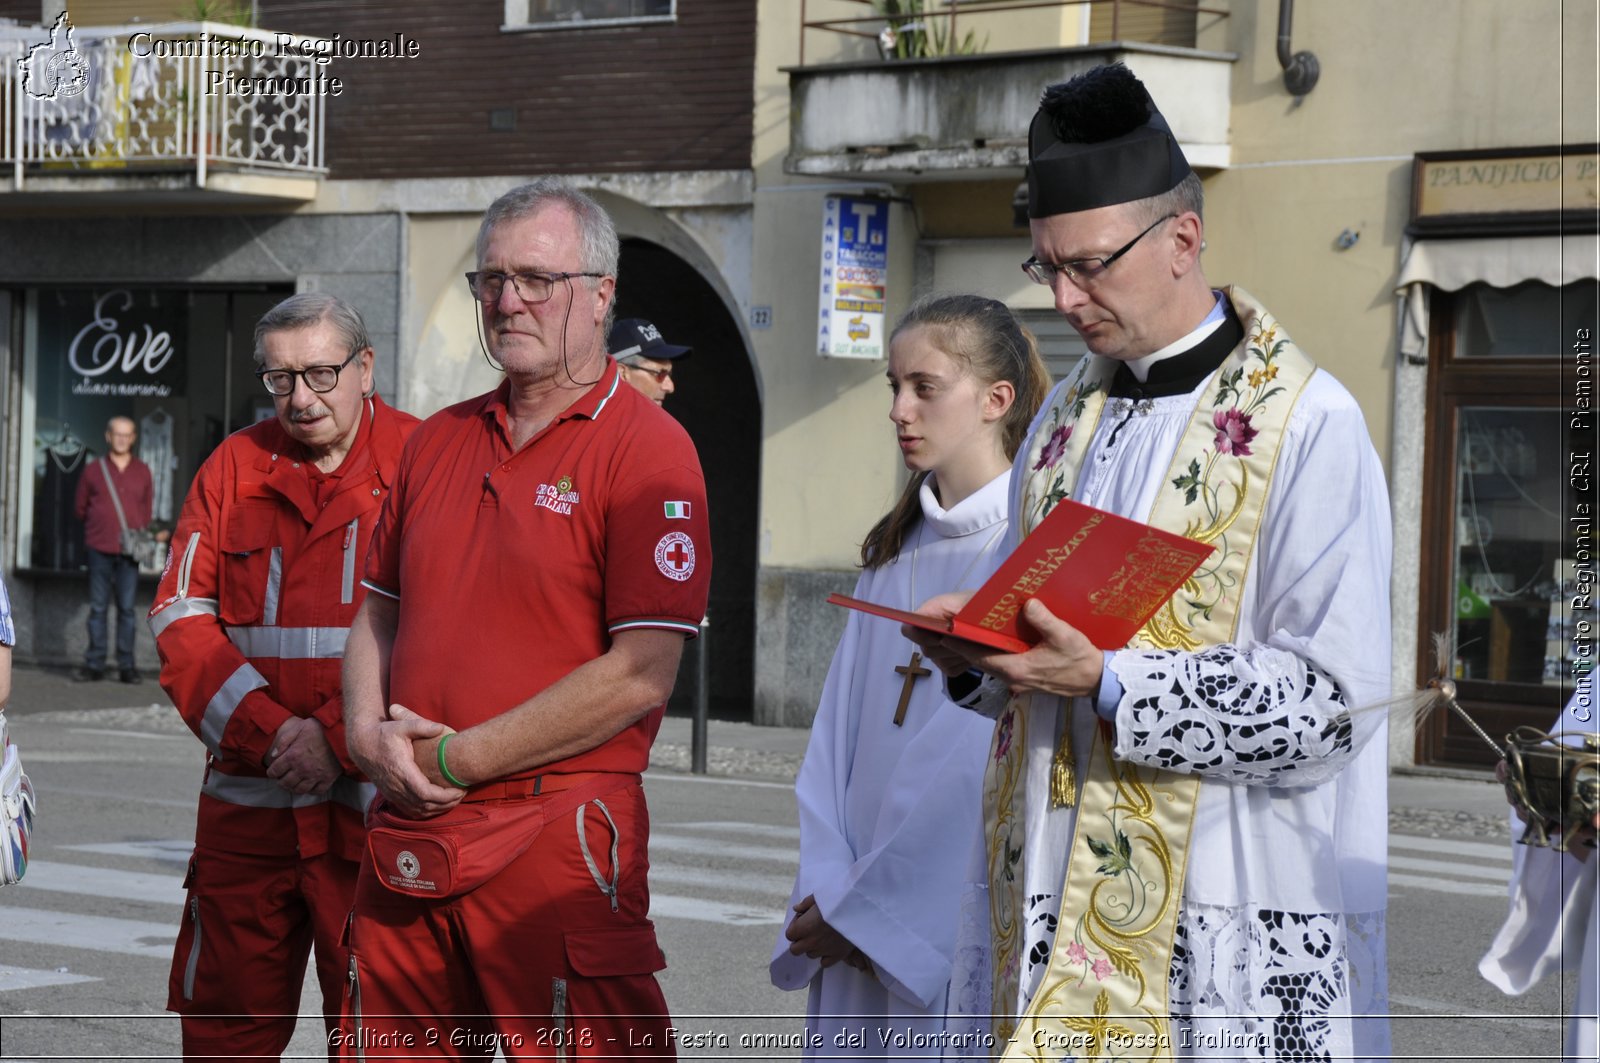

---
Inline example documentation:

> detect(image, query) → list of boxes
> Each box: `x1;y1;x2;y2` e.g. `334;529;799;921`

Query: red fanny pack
365;774;630;900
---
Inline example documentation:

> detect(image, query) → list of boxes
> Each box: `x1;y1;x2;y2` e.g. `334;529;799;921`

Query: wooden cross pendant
893;651;932;727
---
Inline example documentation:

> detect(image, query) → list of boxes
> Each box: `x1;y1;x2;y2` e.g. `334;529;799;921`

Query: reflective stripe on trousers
201;771;376;815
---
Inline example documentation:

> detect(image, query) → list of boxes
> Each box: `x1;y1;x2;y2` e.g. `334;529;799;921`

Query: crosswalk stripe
651;833;797;865
644;772;792;791
650;864;795;898
63;839;193;864
649;895;784;925
0;963;99;992
1389;834;1512;862
1389;854;1515;881
20;751;188;763
0;906;176;958
17;861;185;905
68;728;190;742
1388;872;1508;898
1389;993;1574;1031
675;822;801;840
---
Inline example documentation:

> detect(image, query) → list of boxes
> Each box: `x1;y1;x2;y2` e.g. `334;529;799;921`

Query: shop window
20;286;290;574
1418;280;1597;766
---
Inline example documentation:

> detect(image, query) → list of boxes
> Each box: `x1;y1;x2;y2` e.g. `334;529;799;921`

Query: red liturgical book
828;497;1215;654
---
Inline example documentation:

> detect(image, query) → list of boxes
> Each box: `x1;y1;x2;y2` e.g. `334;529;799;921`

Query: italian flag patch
664;501;691;520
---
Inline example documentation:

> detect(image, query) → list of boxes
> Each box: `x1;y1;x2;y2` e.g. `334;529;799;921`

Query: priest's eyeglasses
464;270;605;305
257;349;359;396
1022;213;1177;287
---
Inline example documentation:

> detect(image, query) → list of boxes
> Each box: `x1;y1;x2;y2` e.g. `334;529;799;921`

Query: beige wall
755;0;1599;565
751;0;1090;571
1202;0;1598;466
751;0;1598;724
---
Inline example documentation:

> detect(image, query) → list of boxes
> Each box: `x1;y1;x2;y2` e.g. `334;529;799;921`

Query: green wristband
437;732;468;789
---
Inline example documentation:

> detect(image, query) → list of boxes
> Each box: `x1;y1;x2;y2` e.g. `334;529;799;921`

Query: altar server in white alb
1480;675;1598;1059
773;295;1051;1057
905;63;1394;1061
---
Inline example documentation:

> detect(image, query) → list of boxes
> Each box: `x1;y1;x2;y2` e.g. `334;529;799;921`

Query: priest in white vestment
1480;676;1599;1060
906;64;1392;1062
774;295;1054;1059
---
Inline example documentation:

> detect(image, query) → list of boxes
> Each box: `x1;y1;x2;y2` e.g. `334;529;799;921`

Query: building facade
748;0;1597;770
0;0;760;720
1;0;1594;767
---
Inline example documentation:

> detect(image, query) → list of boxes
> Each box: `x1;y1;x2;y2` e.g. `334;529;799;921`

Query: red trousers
168;846;360;1062
341;776;676;1061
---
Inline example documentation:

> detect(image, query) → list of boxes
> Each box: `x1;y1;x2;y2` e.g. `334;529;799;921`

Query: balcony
785;0;1235;182
0;20;329;204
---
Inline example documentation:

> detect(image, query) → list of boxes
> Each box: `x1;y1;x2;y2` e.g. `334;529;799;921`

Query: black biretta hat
1026;62;1192;219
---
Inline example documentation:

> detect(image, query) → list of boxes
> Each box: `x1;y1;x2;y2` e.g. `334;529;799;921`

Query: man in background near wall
610;316;691;406
74;415;153;683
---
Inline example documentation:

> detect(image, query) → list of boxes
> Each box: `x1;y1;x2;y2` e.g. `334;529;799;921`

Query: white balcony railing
0;21;329;192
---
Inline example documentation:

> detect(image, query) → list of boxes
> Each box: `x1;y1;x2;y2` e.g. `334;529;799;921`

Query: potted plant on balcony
874;0;986;59
167;0;258;164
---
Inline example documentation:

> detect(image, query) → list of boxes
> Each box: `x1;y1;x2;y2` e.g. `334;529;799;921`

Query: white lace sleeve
1108;643;1357;786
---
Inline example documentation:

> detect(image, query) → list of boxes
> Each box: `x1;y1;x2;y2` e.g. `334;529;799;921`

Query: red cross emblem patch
654;531;696;582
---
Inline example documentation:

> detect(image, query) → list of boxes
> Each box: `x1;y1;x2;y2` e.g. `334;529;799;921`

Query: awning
1395;234;1600;362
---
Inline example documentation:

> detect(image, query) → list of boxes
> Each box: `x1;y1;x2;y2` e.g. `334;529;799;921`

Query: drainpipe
1276;0;1320;97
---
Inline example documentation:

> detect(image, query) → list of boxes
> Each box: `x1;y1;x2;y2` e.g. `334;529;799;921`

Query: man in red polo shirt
342;178;711;1059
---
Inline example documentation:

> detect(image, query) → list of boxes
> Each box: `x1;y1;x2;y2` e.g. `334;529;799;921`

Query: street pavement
0;663;1586;1060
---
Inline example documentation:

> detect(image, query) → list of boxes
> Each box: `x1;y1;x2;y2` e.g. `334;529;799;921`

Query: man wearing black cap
610;317;691;406
908;63;1392;1060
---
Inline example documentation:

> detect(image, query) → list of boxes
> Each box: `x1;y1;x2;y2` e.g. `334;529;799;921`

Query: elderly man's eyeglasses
256;349;360;397
464;270;605;305
1021;214;1177;287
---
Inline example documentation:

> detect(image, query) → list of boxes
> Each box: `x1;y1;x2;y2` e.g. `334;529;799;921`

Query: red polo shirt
364;362;711;776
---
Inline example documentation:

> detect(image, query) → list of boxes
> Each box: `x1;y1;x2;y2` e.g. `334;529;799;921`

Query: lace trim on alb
1113;645;1355;786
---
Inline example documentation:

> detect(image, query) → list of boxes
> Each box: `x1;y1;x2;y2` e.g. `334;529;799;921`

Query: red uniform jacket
149;397;418;860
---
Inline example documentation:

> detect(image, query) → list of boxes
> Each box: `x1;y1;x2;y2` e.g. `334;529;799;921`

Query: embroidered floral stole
984;289;1317;1061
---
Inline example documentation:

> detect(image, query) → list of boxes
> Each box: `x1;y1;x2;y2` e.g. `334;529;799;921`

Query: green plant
177;0;257;27
874;0;987;59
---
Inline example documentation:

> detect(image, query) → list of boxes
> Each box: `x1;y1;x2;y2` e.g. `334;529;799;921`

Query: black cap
1026;62;1192;219
608;318;692;361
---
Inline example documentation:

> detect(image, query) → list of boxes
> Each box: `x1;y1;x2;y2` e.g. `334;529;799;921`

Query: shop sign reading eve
68;290;182;397
818;194;888;359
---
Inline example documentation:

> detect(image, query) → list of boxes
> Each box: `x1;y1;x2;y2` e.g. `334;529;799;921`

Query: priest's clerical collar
1126;291;1226;382
1108;293;1242;400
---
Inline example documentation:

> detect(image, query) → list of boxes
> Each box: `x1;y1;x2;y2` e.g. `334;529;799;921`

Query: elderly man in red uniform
341;178;711;1059
148;293;418;1062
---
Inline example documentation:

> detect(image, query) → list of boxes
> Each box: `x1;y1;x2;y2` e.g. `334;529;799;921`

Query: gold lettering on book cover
977;514;1106;633
1089;534;1205;623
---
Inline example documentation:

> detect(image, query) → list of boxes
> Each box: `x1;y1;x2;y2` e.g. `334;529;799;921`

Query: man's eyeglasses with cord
464;270;605;306
256;349;360;397
1021;213;1178;287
